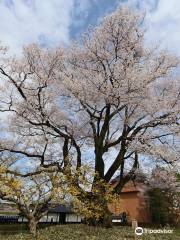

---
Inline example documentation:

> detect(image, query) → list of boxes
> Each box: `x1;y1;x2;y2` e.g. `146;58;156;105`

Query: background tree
148;167;180;226
0;7;179;226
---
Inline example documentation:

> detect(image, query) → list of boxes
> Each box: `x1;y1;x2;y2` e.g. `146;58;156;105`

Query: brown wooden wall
108;181;150;223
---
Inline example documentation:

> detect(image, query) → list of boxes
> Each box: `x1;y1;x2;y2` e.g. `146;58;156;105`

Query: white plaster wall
66;213;82;222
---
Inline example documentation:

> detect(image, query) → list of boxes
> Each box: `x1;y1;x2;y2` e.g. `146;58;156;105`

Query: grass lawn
0;224;179;240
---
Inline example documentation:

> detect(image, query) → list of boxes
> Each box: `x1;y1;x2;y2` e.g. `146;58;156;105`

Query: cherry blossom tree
0;7;179;226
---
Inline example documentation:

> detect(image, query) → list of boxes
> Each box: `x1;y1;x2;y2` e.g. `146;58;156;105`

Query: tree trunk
102;205;113;228
29;217;37;236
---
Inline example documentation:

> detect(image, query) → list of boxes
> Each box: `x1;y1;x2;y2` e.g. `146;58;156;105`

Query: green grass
0;224;179;240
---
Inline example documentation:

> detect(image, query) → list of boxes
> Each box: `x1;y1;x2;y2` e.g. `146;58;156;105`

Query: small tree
0;167;56;236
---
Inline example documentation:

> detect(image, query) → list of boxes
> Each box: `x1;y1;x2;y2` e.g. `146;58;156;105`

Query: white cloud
0;0;180;56
0;0;74;55
145;0;180;55
123;0;180;55
125;0;157;11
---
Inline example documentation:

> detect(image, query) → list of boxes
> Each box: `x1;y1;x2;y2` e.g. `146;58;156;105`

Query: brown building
108;178;150;224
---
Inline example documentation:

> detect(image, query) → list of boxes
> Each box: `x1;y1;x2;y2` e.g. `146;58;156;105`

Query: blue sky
0;0;180;55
